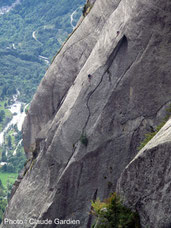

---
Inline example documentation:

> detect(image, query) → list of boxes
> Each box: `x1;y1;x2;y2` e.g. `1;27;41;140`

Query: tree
0;180;3;189
91;193;141;228
4;103;7;108
1;86;8;98
0;110;5;122
1;164;7;172
1;150;7;162
7;135;12;148
0;180;5;198
20;104;24;113
0;197;7;223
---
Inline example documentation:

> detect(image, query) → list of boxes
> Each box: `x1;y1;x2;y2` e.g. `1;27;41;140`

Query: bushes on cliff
82;2;93;17
0;181;7;224
0;198;7;224
80;133;88;146
138;104;171;150
91;193;141;228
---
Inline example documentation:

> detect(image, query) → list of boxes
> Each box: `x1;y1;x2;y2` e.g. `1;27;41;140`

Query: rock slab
2;0;171;227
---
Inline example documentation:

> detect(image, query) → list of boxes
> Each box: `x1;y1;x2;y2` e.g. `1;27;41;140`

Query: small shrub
29;159;36;172
82;2;93;17
91;198;107;216
91;193;141;228
138;104;171;151
138;132;156;151
107;181;113;188
80;133;88;146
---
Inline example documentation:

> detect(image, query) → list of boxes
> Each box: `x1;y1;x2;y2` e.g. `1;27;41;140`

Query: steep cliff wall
2;0;171;227
22;0;121;155
117;118;171;228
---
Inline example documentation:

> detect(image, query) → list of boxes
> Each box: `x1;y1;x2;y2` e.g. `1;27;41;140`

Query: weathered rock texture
117;118;171;228
2;0;171;227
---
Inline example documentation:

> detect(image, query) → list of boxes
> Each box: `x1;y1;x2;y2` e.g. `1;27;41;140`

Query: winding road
70;6;83;29
32;30;50;65
31;6;83;65
32;30;42;44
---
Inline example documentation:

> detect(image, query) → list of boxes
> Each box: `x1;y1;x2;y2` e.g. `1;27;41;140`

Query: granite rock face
2;0;171;227
117;118;171;228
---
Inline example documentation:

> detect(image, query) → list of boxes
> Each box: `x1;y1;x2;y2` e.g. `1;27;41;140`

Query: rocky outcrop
2;0;171;227
117;118;171;228
22;0;121;156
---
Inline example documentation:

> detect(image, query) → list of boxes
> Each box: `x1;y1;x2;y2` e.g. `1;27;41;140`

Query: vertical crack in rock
76;163;84;195
83;35;127;133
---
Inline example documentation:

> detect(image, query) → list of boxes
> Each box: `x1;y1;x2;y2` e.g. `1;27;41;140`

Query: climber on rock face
117;31;120;36
88;74;92;82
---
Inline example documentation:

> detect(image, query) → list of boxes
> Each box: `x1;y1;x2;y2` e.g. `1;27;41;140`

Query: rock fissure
51;82;56;115
82;35;127;133
55;89;69;113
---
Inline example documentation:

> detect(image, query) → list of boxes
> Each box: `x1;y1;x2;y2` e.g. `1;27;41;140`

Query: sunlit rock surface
117;118;171;228
2;0;171;227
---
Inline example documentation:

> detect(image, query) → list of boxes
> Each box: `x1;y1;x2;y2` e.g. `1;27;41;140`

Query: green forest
0;0;85;102
0;0;16;7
